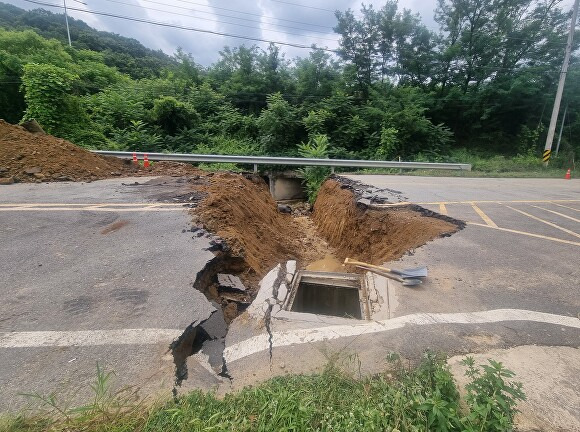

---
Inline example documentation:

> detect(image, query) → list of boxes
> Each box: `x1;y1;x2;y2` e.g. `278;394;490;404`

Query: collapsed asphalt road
1;173;579;430
0;177;219;411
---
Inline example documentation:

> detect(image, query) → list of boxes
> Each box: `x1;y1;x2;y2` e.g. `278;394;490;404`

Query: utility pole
63;0;72;47
555;103;567;156
543;0;579;166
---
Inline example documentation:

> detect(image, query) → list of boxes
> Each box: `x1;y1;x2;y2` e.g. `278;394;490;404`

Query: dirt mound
195;173;305;274
313;180;462;264
0;119;136;183
0;120;207;183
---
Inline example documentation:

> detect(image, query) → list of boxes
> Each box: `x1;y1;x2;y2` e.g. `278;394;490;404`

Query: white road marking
0;328;182;348
223;309;580;364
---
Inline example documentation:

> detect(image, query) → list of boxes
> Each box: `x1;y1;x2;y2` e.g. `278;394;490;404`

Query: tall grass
0;353;525;432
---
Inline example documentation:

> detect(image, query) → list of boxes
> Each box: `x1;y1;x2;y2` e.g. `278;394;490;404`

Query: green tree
257;93;300;155
150;96;196;135
20;63;79;134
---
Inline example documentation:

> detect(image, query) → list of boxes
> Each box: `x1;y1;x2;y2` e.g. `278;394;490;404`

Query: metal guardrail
92;151;472;171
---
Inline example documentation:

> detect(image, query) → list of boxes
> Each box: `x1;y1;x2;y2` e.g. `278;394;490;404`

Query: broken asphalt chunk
217;273;247;293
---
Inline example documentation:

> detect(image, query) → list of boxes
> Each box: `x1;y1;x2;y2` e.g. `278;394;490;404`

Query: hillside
0;2;175;79
0;0;577;173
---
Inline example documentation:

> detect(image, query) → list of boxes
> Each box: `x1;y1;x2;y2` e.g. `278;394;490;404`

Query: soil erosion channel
0;120;463;386
174;172;463;384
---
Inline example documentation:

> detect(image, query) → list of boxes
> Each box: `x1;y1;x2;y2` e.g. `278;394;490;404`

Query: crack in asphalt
264;262;287;369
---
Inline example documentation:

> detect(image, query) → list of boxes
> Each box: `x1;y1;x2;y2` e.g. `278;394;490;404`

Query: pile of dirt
195;173;306;274
0;120;204;183
0;119;136;183
313;179;462;264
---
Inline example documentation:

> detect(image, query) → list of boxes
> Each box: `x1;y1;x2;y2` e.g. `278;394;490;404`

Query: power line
168;0;332;30
96;0;339;43
269;0;336;13
102;0;337;37
22;0;338;52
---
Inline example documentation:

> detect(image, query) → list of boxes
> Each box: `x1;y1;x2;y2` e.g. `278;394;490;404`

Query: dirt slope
313;180;462;264
0;120;134;182
195;173;305;274
0;120;203;183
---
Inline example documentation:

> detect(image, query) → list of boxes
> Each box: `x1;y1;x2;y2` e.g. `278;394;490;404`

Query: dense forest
0;1;578;169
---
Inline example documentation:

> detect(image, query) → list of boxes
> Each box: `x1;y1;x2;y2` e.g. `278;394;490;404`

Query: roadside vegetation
0;353;525;432
0;1;578;178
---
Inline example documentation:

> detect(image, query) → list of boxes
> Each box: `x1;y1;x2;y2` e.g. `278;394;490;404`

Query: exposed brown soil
195;175;462;277
0;119;203;183
0;119;131;182
194;172;307;274
313;180;462;265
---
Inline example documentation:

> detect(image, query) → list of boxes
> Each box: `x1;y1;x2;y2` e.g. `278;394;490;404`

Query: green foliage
303;108;332;137
297;135;331;203
20;63;78;135
0;2;578;167
461;357;526;431
257;93;299;155
84;84;145;134
112;120;161;152
377;126;398;159
1;353;526;432
150;96;196;135
0;2;176;79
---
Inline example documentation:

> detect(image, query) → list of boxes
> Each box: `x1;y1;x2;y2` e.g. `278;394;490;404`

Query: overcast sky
6;0;576;65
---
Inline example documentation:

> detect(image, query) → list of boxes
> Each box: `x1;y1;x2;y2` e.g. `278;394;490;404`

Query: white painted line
224;309;580;364
439;203;448;215
0;328;182;348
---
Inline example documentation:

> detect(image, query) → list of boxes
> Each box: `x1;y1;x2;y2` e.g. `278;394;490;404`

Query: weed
0;353;526;432
460;357;526;432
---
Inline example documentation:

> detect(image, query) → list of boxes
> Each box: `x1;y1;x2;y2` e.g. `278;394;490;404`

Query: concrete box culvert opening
286;271;368;320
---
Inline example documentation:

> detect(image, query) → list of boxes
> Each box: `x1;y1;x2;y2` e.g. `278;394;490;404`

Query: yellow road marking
504;205;580;239
467;222;580;246
0;203;185;207
529;205;580;223
439;203;448;215
552;203;580;212
0;207;185;212
419;199;580;205
471;203;498;227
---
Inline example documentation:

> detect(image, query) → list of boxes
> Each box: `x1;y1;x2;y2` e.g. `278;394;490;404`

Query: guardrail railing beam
92;151;471;171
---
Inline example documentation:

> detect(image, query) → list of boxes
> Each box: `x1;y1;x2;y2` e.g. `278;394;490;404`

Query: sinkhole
286;271;367;320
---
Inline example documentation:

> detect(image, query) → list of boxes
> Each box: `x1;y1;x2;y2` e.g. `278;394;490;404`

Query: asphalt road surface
1;174;579;424
0;178;215;412
224;175;580;430
343;175;580;318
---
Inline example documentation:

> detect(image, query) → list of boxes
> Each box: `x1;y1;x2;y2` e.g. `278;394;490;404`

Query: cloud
9;0;576;66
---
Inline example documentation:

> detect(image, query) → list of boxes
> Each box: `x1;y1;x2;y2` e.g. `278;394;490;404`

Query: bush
297;134;331;204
